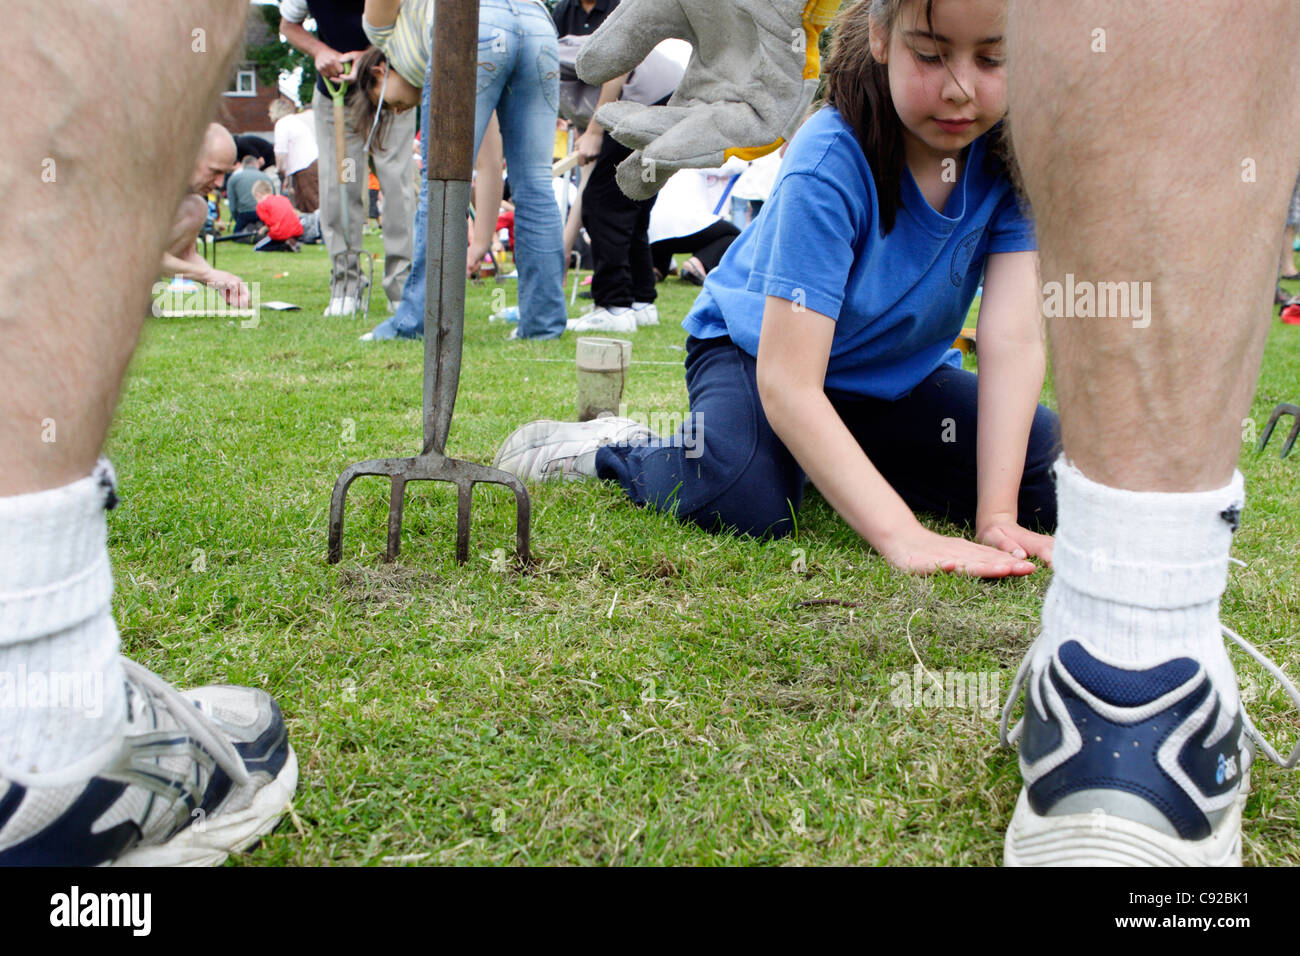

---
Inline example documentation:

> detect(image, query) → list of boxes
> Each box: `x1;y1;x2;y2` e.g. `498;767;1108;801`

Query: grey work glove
577;0;840;200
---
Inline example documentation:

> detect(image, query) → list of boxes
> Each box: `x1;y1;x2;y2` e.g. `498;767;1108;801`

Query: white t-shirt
274;112;318;175
648;166;739;244
732;150;783;202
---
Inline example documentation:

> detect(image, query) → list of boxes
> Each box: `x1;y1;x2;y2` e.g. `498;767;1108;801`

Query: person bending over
160;122;251;306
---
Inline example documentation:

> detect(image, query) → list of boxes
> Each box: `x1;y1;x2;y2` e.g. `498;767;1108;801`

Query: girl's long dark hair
821;0;1020;235
348;46;395;152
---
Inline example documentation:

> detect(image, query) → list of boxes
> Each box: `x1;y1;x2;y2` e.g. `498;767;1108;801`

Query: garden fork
322;70;374;322
1257;403;1300;459
328;0;530;566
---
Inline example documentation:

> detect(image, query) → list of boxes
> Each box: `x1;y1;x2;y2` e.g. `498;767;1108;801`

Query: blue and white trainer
1001;626;1300;866
1001;635;1252;866
0;659;297;866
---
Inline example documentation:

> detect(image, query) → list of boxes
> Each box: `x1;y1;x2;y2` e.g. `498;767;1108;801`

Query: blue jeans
379;0;566;340
596;336;1060;539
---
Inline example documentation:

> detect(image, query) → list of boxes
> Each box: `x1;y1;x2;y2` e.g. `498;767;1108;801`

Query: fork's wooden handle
426;1;479;183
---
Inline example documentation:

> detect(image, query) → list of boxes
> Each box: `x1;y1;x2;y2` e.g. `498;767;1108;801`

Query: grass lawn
110;234;1300;865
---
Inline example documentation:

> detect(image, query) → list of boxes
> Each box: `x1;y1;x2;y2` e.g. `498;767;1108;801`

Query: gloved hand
577;0;840;200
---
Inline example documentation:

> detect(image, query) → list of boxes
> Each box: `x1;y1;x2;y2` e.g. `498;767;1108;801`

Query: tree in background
246;2;317;106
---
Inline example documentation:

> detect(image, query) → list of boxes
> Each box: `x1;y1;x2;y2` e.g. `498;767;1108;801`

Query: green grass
107;237;1300;865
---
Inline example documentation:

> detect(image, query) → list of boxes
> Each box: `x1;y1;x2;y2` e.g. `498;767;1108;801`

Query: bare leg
1008;1;1300;491
0;3;296;868
164;195;210;262
1;1;245;496
1003;0;1300;866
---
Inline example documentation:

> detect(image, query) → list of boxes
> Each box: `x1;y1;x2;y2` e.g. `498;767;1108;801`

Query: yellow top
362;0;434;91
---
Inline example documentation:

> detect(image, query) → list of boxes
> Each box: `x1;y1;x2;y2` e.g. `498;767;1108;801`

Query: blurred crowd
179;0;785;339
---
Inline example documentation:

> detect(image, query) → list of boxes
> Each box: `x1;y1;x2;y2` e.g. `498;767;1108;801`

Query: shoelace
121;660;251;787
1222;624;1300;769
997;634;1040;750
999;625;1300;770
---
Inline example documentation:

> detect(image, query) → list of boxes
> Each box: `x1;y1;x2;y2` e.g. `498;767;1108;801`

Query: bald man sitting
161;123;251;307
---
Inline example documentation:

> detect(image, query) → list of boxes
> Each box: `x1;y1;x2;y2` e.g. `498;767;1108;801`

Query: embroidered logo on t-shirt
950;229;984;287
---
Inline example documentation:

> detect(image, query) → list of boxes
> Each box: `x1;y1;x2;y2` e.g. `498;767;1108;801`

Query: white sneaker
633;302;659;327
1000;625;1300;866
324;295;357;317
493;417;655;481
566;306;638;334
0;659;297;866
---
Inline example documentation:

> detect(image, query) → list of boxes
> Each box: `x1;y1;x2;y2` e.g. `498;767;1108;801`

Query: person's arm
161;247;209;280
160;197;250;307
576;74;628;164
468;113;504;276
160;250;250;308
279;18;328;63
363;0;402;30
972;249;1054;564
756;295;1037;577
279;15;361;82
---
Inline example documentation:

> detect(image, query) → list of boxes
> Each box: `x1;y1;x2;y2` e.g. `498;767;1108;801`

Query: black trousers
651;219;742;277
232;210;261;238
582;134;657;308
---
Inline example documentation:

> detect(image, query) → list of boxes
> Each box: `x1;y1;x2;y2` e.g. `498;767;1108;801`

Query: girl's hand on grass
976;512;1054;567
879;524;1038;578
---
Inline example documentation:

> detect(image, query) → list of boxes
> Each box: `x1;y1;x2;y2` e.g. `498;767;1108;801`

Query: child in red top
251;180;304;251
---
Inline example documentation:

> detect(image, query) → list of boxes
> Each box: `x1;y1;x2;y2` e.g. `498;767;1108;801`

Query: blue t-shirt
682;106;1036;400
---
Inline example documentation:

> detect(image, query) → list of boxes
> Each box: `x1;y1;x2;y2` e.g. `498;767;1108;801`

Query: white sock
0;461;126;774
606;306;631;316
1042;457;1243;695
632;302;653;310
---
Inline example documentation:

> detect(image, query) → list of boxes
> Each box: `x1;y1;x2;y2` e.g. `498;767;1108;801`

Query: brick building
215;5;288;139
